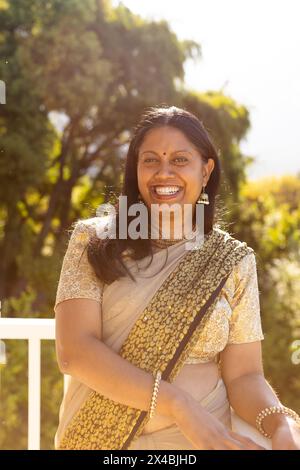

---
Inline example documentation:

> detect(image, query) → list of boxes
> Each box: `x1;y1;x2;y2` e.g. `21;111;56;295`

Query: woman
54;105;300;450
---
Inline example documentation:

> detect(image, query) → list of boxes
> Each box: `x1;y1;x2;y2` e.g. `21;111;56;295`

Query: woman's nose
155;161;175;177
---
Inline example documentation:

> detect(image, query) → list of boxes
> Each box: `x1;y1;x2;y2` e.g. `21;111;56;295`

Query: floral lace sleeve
228;252;265;344
54;220;103;311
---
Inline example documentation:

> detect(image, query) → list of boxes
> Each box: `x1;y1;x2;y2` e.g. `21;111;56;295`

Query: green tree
0;0;266;449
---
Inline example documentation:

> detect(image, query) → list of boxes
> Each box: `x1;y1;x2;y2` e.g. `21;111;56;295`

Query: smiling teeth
154;186;181;195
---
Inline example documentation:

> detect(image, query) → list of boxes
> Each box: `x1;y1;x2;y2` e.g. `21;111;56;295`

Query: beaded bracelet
149;370;162;419
256;405;300;439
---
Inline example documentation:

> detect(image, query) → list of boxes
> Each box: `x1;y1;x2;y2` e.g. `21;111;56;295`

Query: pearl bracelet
149;370;162;419
256;405;300;439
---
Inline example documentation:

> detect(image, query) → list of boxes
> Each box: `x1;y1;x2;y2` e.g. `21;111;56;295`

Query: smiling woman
54;105;300;450
137;128;214;204
85;105;221;285
136;125;214;240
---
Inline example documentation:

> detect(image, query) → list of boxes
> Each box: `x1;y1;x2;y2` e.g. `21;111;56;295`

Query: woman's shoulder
211;225;258;291
213;225;255;261
213;225;254;253
70;215;114;240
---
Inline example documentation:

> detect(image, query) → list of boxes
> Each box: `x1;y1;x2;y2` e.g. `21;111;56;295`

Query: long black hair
87;105;222;285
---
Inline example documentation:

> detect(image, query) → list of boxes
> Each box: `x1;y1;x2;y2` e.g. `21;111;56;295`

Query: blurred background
0;0;299;450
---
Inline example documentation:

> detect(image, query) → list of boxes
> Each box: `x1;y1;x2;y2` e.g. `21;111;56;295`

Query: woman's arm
55;297;186;420
221;341;297;440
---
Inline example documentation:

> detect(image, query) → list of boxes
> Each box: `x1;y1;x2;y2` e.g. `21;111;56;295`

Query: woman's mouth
149;185;184;200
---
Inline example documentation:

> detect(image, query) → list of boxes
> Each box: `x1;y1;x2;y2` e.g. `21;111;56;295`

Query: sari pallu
57;228;253;450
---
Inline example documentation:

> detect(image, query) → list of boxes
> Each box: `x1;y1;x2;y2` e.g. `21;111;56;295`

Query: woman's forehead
139;126;194;153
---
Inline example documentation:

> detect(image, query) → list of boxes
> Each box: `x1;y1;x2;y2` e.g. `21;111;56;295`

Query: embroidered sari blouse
54;218;264;365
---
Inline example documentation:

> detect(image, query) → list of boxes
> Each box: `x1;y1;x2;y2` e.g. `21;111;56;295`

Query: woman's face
137;126;215;214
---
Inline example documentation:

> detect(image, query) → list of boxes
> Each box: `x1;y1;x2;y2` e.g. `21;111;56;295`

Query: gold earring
197;186;209;205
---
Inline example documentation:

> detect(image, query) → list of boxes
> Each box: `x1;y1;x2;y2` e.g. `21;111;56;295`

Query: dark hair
87;105;222;285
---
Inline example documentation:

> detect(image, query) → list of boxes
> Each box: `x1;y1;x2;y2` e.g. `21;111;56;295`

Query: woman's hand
172;393;266;450
271;418;300;450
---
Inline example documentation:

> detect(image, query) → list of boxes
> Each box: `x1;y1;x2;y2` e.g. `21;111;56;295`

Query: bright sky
113;0;300;180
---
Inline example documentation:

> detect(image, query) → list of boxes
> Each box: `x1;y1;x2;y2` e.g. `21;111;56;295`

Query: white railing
0;318;66;450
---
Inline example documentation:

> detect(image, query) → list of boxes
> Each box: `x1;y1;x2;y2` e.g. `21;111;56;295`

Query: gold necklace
148;223;197;249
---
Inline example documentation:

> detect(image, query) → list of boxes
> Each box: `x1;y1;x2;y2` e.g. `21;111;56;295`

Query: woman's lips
149;186;184;200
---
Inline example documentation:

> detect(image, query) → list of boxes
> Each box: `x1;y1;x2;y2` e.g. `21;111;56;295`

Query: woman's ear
203;158;215;185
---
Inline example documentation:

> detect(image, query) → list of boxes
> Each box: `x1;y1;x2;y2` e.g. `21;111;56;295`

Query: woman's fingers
217;441;248;450
208;430;250;450
228;430;266;450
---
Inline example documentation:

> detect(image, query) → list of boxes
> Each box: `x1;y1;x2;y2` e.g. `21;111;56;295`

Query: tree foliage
1;0;298;449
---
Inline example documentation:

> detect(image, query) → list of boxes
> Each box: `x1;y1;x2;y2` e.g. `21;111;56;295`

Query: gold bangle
149;370;162;419
255;405;300;439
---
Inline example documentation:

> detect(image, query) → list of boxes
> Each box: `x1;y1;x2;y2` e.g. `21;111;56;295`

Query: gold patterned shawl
57;227;253;450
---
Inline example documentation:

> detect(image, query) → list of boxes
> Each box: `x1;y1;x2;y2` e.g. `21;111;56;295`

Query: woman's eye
142;156;188;163
174;157;188;163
